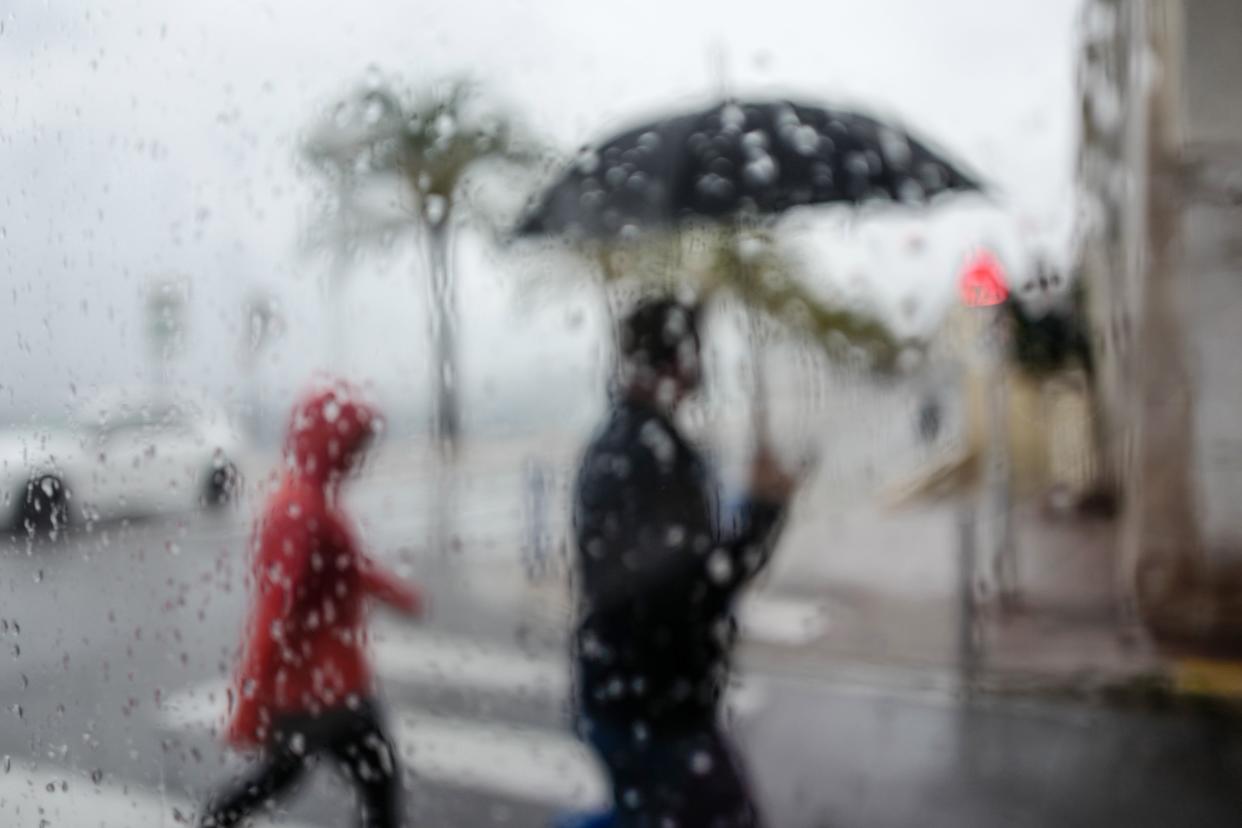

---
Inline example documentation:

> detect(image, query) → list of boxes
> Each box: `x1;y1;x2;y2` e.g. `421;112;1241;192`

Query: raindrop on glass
690;750;714;775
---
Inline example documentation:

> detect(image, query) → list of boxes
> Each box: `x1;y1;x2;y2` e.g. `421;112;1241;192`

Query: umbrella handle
748;316;773;450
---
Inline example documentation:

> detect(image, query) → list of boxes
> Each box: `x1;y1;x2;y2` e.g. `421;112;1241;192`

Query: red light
959;250;1009;307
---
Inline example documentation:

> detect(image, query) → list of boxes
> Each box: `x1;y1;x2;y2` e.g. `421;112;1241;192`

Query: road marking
160;629;767;810
371;628;570;698
394;711;606;810
738;595;831;645
162;629;767;731
0;761;315;828
1174;658;1242;699
163;678;232;732
374;627;768;714
725;676;767;719
161;678;606;810
158;629;574;735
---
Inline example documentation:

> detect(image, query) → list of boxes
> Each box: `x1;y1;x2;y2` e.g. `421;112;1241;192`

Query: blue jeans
553;810;616;828
577;715;762;828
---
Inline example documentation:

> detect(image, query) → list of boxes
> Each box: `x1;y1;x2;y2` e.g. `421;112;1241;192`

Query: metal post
957;502;981;689
983;312;1018;608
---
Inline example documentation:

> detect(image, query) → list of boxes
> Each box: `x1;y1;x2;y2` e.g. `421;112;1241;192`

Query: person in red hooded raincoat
200;380;422;828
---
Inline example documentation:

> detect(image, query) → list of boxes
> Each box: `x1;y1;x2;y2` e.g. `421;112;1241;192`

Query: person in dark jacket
200;380;423;828
572;297;797;828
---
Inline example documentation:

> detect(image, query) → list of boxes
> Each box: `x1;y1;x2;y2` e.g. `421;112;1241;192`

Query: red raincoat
226;383;421;749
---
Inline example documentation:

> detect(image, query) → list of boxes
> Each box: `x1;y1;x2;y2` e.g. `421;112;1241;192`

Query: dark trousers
581;714;763;828
201;699;402;828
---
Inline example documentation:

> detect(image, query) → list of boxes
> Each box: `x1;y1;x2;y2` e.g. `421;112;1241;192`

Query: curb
970;659;1242;718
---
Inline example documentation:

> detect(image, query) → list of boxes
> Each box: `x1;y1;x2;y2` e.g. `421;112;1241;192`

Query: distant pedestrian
571;297;798;828
525;458;552;579
200;381;423;828
917;394;943;443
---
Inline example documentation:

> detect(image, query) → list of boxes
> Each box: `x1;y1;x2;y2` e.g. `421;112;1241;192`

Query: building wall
1184;0;1242;144
1079;0;1242;642
1179;0;1242;561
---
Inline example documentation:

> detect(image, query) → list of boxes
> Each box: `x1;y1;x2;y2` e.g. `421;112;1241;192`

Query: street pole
956;249;1018;609
957;501;981;689
984;316;1018;608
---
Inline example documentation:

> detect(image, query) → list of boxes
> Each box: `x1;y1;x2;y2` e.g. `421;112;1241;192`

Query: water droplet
879;128;913;168
741;130;769;153
707;550;733;584
743;154;778;187
576;147;600;174
289;732;306;755
363;98;386;126
434;112;457;140
788;125;820;156
736;236;765;262
846;152;871;178
425;194;447;225
720;104;746;132
696;173;735;201
690;750;714;775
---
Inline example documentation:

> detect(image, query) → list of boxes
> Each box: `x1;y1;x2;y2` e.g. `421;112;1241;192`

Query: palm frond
303;74;545;253
527;226;900;371
703;229;900;370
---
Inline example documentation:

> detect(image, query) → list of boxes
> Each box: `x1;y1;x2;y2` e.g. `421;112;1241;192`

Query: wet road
0;508;1239;827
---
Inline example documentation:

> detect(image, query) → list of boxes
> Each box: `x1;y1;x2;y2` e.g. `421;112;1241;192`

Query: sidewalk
748;497;1242;712
510;493;1222;709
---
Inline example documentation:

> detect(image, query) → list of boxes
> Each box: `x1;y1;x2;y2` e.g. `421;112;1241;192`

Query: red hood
283;381;381;488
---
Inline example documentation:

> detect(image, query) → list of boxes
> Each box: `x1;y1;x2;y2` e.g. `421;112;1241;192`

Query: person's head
617;297;702;409
284;379;384;489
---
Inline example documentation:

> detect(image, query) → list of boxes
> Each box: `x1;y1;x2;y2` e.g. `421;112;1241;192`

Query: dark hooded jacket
573;398;784;727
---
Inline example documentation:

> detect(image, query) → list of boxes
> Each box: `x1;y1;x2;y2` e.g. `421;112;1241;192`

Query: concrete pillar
1083;0;1242;647
1130;0;1204;621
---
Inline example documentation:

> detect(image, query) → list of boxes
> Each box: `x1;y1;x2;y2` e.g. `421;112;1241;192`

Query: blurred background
3;0;1242;826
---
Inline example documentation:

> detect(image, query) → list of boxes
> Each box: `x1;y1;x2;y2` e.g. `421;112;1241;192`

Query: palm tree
304;77;538;457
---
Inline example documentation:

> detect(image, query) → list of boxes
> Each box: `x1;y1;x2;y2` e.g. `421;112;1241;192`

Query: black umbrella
518;98;983;240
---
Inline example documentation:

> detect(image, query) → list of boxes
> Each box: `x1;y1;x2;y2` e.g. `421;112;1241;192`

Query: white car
0;387;243;536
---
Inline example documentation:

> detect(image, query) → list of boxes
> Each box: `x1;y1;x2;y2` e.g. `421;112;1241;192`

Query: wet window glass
4;0;1242;826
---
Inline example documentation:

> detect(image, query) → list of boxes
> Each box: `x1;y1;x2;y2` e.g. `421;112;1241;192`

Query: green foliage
305;77;539;232
1006;278;1094;378
561;223;902;371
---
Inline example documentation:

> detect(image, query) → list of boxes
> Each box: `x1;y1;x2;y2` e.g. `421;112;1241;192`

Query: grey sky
1;0;1082;433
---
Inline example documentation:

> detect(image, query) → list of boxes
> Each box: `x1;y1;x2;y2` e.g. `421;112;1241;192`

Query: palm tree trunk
425;222;460;458
422;220;460;561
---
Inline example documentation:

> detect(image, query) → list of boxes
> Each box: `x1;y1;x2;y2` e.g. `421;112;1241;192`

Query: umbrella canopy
518;98;983;241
